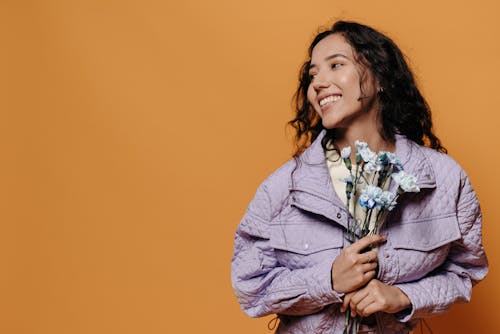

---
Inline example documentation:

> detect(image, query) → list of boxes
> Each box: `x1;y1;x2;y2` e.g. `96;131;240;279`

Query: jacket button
337;213;342;219
304;243;309;250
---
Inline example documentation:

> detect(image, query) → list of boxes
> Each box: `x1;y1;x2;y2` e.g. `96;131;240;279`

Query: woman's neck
334;127;395;153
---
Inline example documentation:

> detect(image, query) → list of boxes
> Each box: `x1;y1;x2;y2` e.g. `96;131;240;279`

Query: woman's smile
319;94;342;109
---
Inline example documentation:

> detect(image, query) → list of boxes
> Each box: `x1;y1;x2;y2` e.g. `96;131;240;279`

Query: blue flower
339;176;354;195
359;185;383;209
339;176;354;184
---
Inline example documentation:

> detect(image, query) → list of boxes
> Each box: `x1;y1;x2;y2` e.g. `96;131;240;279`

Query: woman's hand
331;234;385;293
341;279;411;317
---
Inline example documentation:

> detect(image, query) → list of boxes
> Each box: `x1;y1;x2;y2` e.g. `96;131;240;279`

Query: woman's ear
375;79;383;94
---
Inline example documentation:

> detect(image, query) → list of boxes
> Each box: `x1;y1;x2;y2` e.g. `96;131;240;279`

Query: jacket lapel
289;131;350;230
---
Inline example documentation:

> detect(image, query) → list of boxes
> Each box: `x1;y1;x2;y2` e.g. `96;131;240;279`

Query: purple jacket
231;131;487;333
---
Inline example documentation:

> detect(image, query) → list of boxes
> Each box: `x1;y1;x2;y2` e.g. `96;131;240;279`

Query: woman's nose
312;76;330;91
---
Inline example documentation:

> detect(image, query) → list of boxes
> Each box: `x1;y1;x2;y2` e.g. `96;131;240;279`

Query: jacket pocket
270;221;344;255
390;215;461;252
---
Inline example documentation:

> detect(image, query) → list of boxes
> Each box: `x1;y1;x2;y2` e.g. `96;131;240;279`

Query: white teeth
319;95;341;106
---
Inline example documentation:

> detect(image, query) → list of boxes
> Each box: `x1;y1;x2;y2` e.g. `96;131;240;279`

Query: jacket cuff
393;282;445;322
309;259;344;305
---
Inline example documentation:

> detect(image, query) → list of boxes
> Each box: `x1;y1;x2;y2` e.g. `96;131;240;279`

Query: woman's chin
321;119;343;130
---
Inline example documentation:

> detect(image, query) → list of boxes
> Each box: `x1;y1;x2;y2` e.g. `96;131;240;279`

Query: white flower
392;171;420;193
341;146;351;159
385;152;400;165
365;185;383;197
363;161;382;173
378;191;396;210
378;151;400;166
359;147;377;163
355;140;368;151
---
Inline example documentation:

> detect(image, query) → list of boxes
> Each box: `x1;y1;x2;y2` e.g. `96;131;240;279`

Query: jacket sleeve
231;181;344;318
394;170;488;322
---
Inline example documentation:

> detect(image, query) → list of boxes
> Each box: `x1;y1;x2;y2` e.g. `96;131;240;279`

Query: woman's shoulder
246;158;297;220
412;143;463;174
256;158;297;198
413;144;473;192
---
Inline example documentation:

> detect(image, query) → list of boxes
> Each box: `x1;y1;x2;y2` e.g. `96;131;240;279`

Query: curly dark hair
289;20;446;156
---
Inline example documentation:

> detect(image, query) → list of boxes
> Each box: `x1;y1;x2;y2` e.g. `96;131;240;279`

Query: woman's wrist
394;286;411;313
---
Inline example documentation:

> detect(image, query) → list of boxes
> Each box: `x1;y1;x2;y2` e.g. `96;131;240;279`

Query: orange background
1;0;499;333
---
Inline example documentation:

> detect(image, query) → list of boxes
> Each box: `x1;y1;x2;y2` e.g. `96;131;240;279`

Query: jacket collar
298;130;437;189
289;130;437;227
393;133;436;189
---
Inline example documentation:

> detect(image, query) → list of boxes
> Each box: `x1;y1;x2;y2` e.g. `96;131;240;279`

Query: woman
231;21;487;334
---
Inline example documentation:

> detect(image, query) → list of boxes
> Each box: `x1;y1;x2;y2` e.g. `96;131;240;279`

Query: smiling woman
306;34;381;145
231;21;487;334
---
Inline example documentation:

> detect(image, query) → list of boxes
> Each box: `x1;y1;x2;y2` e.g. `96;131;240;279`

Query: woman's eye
331;63;342;69
309;73;317;80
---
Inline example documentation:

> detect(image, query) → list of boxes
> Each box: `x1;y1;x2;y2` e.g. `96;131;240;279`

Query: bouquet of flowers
340;141;420;334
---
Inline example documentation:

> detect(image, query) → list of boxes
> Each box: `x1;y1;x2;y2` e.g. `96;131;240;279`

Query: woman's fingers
350;234;386;253
341;292;353;313
345;280;412;317
332;236;384;293
361;262;378;273
362;249;378;263
348;289;369;316
356;297;379;317
362;269;376;282
359;302;380;317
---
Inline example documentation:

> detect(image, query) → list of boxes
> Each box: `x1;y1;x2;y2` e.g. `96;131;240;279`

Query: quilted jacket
231;130;487;333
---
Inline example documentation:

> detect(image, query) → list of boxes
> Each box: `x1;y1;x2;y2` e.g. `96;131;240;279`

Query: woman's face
307;33;380;130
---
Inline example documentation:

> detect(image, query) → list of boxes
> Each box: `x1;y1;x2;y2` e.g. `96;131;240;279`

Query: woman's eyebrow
325;53;349;61
309;53;349;69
